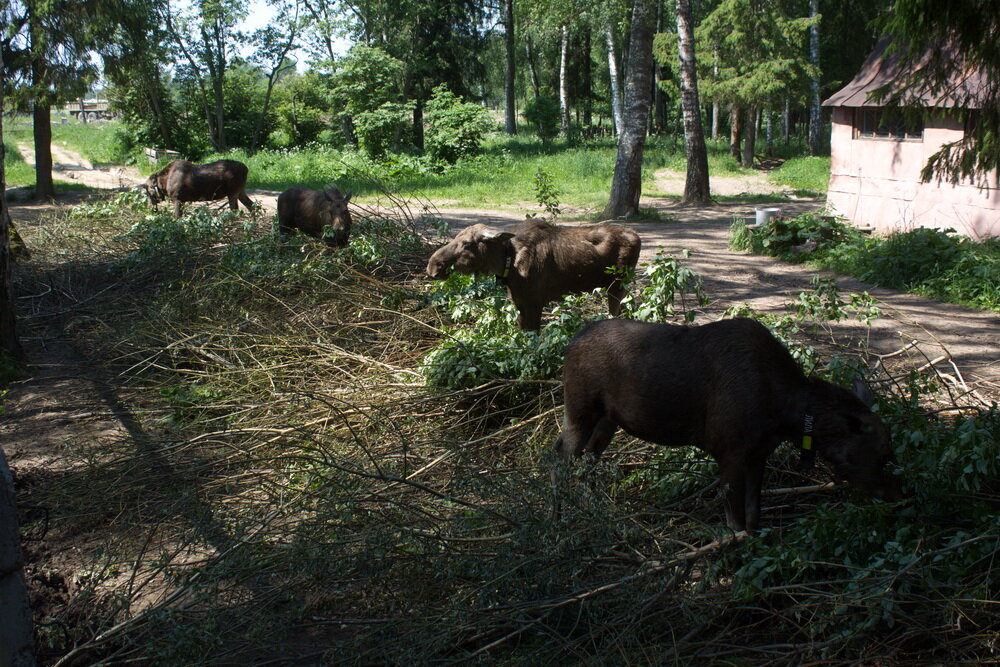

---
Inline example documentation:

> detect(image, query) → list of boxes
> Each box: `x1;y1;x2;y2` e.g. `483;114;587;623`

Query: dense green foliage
731;213;1000;311
522;95;561;143
424;86;495;163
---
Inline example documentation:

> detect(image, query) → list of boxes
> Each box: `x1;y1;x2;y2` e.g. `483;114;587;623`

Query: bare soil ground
2;154;998;659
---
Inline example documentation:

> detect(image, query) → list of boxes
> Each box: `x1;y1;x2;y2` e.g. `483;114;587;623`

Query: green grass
214;133;757;209
51;120;123;166
768;155;831;196
3;138;34;188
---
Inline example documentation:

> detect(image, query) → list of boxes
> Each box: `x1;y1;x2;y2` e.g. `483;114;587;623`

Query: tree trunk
32;101;54;199
651;0;664;134
742;105;757;168
559;24;570;135
1;46;23;362
525;35;541;99
765;108;774;155
503;0;517;134
605;21;624;136
675;0;711;204
710;57;720;139
413;98;424;151
782;96;790;144
807;0;822;155
582;25;593;127
730;104;743;160
603;0;656;219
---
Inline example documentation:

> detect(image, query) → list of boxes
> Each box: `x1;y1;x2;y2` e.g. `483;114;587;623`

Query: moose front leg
719;458;748;532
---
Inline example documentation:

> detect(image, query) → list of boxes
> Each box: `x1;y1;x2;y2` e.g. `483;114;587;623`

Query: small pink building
823;38;999;239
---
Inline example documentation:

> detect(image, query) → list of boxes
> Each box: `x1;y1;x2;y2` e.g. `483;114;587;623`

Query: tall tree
101;0;180;152
603;0;656;218
165;0;248;152
248;0;301;153
807;0;822;155
558;23;570;133
698;0;817;167
675;0;711;204
605;19;624;135
5;0;100;199
879;0;1000;183
346;0;486;150
1;23;23;362
503;0;517;134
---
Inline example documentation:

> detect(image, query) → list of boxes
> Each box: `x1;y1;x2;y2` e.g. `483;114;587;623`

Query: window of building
853;108;924;141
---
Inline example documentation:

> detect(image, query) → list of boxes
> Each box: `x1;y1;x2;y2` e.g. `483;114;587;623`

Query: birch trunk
504;0;517;134
605;21;624;136
559;24;570;135
603;0;656;218
675;0;710;204
807;0;822;155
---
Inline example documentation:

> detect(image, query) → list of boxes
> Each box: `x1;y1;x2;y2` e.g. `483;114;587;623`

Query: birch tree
603;0;656;218
675;0;711;204
503;0;517;134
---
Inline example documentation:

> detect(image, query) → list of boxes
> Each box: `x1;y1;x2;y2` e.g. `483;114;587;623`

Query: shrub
523;95;561;143
424;86;494;163
354;103;413;158
731;213;1000;312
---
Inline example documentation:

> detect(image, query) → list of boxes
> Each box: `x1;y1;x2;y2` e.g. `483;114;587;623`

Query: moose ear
343;192;352;203
853;377;875;408
478;228;510;241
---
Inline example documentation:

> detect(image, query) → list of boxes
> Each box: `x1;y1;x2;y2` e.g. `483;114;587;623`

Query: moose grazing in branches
143;159;254;217
554;317;901;532
426;218;642;330
277;187;353;248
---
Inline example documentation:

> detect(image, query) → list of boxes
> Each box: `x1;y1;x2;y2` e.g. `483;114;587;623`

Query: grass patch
51;120;124;166
767;155;831;196
4;137;34;188
214;133;757;209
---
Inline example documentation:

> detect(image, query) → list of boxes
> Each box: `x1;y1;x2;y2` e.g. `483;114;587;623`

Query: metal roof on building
823;36;987;109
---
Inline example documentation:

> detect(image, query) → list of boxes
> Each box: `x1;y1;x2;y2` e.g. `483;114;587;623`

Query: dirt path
16;141;143;190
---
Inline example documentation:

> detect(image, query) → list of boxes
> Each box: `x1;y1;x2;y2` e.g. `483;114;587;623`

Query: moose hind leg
228;193;240;211
238;190;254;211
719;458;748;532
743;458;766;532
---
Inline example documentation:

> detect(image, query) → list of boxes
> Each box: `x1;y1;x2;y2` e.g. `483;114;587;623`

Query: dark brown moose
277;187;353;248
144;159;254;217
554;317;901;532
426;218;641;330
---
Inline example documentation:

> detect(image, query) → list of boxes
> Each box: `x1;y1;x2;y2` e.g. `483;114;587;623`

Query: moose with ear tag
554;317;901;532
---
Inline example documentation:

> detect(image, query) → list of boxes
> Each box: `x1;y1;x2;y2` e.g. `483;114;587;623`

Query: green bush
355;102;413;158
523;95;561;143
732;213;1000;312
424;86;494;163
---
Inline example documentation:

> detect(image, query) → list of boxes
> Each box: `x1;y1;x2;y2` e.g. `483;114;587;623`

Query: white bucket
755;208;781;226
